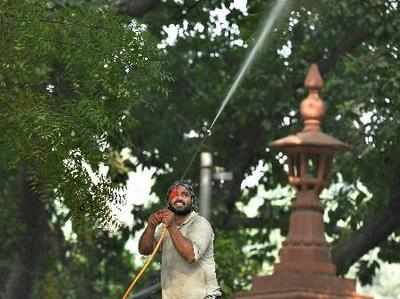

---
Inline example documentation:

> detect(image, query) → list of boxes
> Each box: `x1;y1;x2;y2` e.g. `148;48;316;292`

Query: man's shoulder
191;212;213;229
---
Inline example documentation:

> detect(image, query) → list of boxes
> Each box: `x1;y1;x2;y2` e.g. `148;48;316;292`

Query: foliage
0;0;167;227
32;226;136;299
123;0;400;292
214;230;262;298
0;1;167;298
2;0;400;298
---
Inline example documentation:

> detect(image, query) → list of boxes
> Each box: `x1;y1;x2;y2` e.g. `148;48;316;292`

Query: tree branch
318;30;369;76
116;0;161;18
332;178;400;275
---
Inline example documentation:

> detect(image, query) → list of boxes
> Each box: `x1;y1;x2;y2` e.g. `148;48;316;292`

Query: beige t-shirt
155;212;221;299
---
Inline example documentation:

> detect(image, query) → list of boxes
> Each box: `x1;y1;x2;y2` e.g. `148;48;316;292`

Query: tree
0;1;167;298
2;0;400;298
113;0;400;295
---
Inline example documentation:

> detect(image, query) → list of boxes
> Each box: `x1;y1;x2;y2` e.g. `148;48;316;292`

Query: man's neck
174;212;191;226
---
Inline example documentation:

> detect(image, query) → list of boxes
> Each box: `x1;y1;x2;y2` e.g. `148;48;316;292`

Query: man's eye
182;192;190;197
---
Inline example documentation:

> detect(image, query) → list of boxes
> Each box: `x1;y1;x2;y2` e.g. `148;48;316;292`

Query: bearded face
167;185;193;215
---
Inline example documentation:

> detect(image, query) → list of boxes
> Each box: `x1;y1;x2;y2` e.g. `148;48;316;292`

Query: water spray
181;0;290;180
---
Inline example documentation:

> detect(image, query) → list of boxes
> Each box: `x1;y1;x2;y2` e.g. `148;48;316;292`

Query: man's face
167;185;193;215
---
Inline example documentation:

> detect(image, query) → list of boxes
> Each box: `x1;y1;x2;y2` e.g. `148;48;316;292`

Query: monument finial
300;64;325;131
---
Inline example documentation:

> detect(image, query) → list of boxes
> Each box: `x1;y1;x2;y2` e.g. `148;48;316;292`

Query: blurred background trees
1;0;400;298
0;1;166;298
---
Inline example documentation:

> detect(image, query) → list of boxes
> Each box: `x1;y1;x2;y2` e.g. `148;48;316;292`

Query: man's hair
166;180;198;211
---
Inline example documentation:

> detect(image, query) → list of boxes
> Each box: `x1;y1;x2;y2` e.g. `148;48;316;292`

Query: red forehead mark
169;188;179;200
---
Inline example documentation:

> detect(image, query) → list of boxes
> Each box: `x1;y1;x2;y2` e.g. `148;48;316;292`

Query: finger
159;211;170;217
161;215;171;222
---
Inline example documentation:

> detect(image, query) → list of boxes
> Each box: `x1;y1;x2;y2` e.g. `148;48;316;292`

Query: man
138;181;222;299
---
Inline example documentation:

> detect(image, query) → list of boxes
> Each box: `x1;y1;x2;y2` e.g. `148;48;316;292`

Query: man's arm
138;211;162;255
166;223;196;263
169;214;214;264
161;210;196;263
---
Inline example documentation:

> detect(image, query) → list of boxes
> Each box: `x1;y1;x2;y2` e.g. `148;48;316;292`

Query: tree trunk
4;167;50;299
332;177;400;275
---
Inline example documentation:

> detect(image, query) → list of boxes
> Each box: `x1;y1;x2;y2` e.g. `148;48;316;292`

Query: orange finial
304;63;323;90
300;64;326;132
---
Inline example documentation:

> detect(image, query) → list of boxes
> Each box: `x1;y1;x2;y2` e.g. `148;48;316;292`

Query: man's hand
139;210;164;255
160;209;175;228
147;210;163;229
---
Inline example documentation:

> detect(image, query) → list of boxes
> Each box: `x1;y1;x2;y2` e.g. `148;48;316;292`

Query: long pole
199;152;212;219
